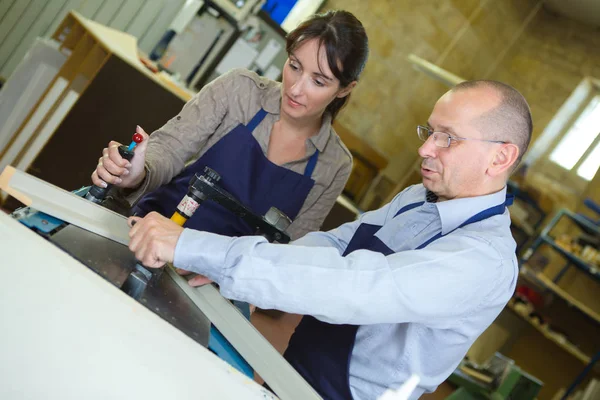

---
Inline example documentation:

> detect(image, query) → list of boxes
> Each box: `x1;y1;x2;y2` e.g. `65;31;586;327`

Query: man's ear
489;143;519;176
337;81;357;98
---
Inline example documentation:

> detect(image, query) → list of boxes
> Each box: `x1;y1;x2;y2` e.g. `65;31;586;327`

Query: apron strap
246;108;319;178
394;201;424;217
246;109;268;132
417;197;511;249
303;151;319;177
505;193;515;206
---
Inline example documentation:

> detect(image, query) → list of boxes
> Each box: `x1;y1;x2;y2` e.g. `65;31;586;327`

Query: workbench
0;211;276;400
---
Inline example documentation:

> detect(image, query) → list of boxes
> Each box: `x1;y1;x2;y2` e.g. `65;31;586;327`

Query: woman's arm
123;70;238;204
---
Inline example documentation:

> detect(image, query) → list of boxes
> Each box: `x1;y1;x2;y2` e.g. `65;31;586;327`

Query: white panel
94;0;122;25
0;77;68;173
0;166;131;244
137;0;185;53
0;0;32;51
0;65;52;152
108;0;143;31
16;88;80;171
0;39;66;150
126;0;164;39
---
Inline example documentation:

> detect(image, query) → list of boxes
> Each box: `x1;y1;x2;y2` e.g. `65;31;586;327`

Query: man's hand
128;212;184;269
189;274;214;287
176;268;214;287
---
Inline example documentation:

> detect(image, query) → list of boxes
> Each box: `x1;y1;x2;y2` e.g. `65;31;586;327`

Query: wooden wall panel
0;0;67;77
0;0;186;80
107;0;144;31
0;0;32;52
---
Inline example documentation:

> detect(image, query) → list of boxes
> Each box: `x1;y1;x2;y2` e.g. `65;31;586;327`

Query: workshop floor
250;310;455;398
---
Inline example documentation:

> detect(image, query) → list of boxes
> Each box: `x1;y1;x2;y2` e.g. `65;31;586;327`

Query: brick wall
319;0;600;189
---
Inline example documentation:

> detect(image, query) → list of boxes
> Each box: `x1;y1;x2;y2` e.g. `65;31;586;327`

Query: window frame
529;78;600;194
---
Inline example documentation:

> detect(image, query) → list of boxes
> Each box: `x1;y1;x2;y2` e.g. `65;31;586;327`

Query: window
549;94;600;181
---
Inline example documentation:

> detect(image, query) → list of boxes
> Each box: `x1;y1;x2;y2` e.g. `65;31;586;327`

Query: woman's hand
91;126;149;189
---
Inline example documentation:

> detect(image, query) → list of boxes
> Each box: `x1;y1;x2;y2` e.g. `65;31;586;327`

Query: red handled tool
85;132;143;204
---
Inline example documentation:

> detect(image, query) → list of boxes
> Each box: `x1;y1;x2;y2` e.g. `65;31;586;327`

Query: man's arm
174;228;507;327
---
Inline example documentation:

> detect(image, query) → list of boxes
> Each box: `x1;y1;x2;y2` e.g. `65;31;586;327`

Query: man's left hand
128;212;184;269
176;268;214;287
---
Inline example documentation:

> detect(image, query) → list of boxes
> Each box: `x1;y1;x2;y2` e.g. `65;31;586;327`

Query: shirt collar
261;82;332;153
434;186;508;235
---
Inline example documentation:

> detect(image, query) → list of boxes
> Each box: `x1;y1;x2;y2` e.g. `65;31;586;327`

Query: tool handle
86;145;135;203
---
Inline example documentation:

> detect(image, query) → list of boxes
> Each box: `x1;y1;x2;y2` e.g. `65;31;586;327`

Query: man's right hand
91;125;150;189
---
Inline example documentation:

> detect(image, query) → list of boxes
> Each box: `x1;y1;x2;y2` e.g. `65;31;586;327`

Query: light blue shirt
174;184;518;399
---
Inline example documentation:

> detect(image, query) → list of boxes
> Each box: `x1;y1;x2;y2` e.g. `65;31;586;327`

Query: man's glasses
417;125;507;148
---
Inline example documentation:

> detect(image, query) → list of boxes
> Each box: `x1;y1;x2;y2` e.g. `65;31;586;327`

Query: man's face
418;89;501;201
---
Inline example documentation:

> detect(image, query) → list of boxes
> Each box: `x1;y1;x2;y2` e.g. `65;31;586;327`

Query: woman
92;10;369;243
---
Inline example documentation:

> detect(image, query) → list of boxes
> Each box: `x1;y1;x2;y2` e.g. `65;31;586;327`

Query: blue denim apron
133;108;319;376
283;194;513;399
133;108;318;235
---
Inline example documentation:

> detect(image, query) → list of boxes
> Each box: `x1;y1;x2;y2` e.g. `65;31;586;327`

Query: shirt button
258;83;265;88
176;115;182;120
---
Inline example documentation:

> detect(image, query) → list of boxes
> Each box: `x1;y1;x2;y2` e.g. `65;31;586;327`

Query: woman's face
280;38;353;121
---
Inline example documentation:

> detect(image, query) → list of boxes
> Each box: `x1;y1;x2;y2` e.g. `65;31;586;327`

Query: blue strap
247;108;318;177
304;150;319;177
416;232;443;250
417;200;509;249
394;201;424;218
246;108;268;132
505;193;514;206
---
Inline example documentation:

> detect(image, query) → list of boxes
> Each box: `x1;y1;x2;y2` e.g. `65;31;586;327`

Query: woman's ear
337;81;357;98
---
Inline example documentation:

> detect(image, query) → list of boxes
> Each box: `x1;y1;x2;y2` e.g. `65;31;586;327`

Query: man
127;80;532;399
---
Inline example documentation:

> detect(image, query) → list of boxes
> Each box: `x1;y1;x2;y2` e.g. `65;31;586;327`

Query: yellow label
170;212;188;227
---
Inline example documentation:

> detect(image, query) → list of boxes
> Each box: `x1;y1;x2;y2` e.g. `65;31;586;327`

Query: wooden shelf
540;235;600;282
520;267;600;326
506;301;591;364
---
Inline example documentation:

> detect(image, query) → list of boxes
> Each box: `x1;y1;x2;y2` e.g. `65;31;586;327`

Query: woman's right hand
91;125;150;189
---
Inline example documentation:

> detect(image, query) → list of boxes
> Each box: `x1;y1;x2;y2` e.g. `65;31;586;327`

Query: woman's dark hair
286;10;369;121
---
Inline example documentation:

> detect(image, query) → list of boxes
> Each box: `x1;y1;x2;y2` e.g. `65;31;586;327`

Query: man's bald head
451;80;533;168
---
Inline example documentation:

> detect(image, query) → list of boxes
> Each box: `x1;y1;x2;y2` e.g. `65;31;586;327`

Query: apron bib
284;194;513;399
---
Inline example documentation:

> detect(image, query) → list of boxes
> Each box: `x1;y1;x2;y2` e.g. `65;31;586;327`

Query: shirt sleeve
286;155;352;240
172;195;505;327
123;70;238;205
